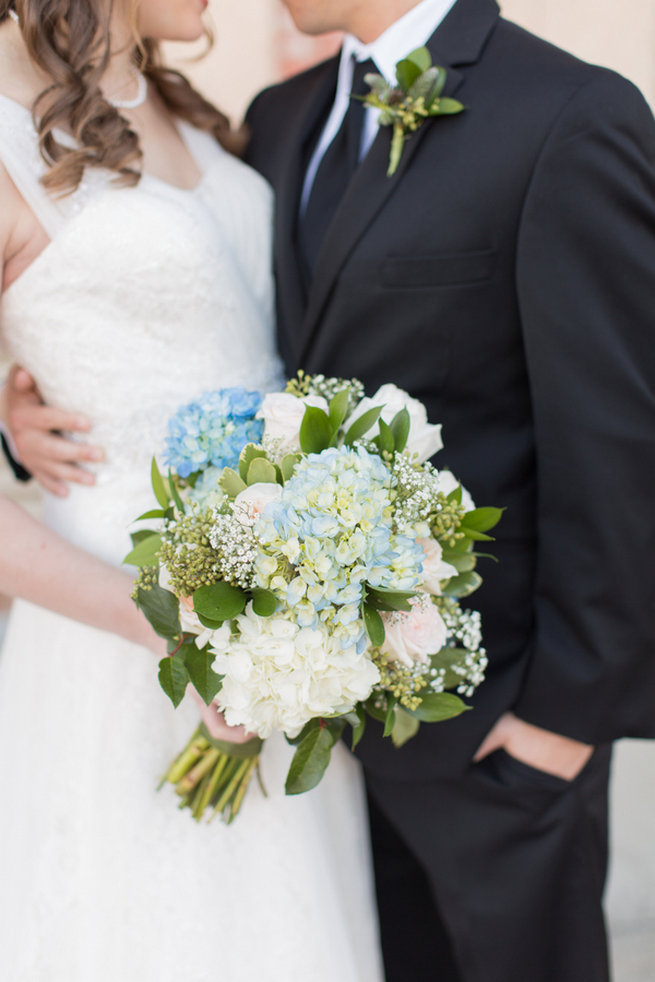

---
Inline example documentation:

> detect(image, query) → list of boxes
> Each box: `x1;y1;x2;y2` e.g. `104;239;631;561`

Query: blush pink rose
380;596;448;668
418;538;458;595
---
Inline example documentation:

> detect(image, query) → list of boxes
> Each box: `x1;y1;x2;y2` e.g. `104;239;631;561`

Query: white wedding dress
0;94;384;982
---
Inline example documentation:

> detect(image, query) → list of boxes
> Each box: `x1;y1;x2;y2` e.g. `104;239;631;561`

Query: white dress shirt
301;0;458;208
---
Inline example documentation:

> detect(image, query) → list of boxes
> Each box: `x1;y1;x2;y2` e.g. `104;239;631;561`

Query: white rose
345;383;443;463
258;392;329;453
234;482;283;525
380;595;448;669
418;538;458;595
433;469;475;511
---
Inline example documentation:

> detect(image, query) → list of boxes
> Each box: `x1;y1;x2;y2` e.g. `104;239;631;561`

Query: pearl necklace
8;9;147;111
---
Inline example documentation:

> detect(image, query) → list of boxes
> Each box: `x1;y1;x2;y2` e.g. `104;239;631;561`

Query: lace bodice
0;94;283;561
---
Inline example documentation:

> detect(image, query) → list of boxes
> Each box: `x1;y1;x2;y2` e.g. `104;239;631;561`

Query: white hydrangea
210;604;380;738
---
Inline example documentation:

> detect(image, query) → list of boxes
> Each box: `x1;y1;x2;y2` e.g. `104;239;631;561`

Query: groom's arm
513;69;655;744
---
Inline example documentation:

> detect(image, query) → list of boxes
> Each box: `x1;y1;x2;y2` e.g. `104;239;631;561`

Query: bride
0;2;383;979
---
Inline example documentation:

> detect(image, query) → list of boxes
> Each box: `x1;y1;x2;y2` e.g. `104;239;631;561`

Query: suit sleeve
513;71;655;743
1;431;30;482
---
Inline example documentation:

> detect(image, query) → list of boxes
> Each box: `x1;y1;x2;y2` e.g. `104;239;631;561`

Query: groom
242;1;655;979
3;1;655;979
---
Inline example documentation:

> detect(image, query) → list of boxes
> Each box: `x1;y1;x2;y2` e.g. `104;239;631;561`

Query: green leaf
366;586;415;612
461;529;494;542
442;570;483;598
246;457;278;485
168;469;186;514
134;582;181;638
251;589;278;617
134;508;166;521
350;705;367;750
410;691;470;723
377;417;395;454
406;46;432;73
344;406;383;445
220;467;247;498
285;724;337;795
299;405;333;454
124;533;162;568
158;655;189;708
390;408;410;453
362;602;386;647
193;581;246;623
391;707;420;748
151;457;170;509
432;96;465;116
238;444;267;482
383;697;397;738
328;387;351;431
183;644;222;705
461;507;504;533
364;696;388;724
441;550;477;573
280;453;301;482
395;57;423;92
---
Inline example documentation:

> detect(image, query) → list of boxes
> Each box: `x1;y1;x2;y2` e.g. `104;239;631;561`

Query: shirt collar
341;0;458;83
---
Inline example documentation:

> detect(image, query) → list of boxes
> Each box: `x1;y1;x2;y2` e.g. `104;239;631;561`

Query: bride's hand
5;365;104;496
188;688;255;744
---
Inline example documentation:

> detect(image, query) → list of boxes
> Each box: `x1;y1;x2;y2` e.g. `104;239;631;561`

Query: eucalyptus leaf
220;467;247;498
124;533;162;568
251;589;278;617
285;725;336;795
442;550;477;573
238;444;267;482
344;405;383;445
362;602;386;647
193;581;246;623
410;691;470;723
134;582;181;638
246;457;278;486
151;457;170;509
280;453;300;483
158;655;189;708
183;644;222;705
408;66;441;106
299;405;333;454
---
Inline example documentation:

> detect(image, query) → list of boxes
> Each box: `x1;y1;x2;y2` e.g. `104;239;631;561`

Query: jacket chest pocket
381;249;497;288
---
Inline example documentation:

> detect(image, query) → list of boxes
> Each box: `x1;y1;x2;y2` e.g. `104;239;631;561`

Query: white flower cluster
208;605;380;738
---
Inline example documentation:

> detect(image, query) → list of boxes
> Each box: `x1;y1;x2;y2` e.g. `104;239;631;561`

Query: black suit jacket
246;0;655;779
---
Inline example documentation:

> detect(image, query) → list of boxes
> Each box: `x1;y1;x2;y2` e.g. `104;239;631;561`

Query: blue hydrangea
164;388;263;479
255;445;424;649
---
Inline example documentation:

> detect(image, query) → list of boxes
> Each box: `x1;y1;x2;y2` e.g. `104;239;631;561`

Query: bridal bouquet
127;374;500;822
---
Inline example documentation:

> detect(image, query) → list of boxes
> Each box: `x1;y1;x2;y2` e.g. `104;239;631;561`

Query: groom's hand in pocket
6;365;104;496
473;711;594;781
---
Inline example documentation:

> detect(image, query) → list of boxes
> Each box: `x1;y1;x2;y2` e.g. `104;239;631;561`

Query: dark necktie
299;57;376;284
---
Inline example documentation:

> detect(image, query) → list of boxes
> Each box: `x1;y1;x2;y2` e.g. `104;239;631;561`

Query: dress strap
0;94;73;239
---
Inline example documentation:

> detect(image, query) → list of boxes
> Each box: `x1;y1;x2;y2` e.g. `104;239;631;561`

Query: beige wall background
164;0;655;124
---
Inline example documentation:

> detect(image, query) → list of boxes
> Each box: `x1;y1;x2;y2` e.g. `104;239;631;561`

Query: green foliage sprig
360;46;465;176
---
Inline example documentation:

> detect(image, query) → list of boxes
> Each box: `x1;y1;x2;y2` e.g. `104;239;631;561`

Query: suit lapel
296;0;500;365
274;59;339;363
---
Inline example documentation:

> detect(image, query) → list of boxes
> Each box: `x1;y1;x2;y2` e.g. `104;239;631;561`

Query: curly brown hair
0;0;240;195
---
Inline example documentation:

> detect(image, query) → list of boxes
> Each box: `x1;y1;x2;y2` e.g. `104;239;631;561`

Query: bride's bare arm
0;495;164;653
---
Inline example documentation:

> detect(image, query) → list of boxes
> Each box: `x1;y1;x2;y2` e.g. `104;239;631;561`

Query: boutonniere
359;46;465;177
